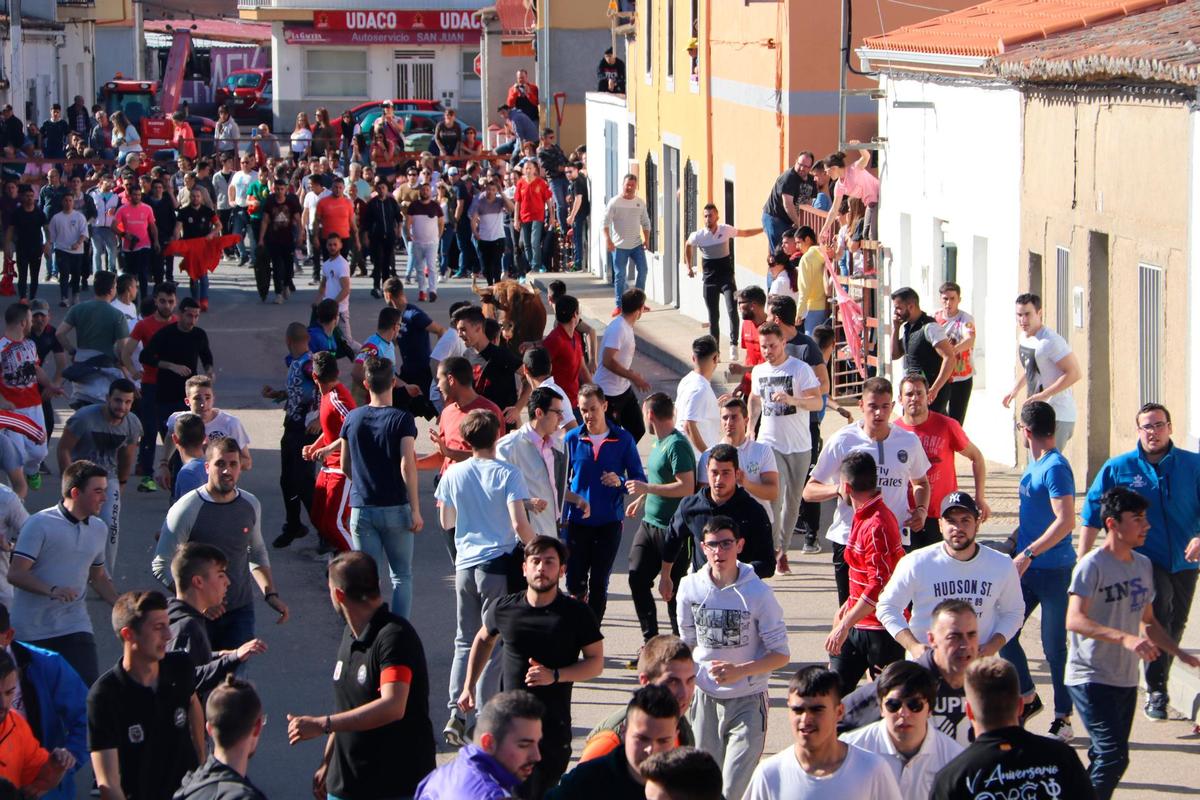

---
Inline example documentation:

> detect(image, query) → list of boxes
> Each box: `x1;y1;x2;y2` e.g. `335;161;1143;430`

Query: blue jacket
12;641;88;800
414;744;522;800
1081;442;1200;573
564;423;646;527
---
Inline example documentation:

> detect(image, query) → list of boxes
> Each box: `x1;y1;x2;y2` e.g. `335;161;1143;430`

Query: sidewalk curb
581;313;694;379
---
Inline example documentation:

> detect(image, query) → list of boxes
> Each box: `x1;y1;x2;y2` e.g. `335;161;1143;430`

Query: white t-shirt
1018;325;1076;422
303;189;330;231
698;438;778;522
322;255;351;313
229;170;254;207
430;328;465;362
840;720;963;800
769;271;798;302
675;370;720;456
593;316;636;397
809;421;931;545
290;127;313;154
686;223;734;260
165;409;251;450
750;357;820;454
110;298;139;329
745;744;902;800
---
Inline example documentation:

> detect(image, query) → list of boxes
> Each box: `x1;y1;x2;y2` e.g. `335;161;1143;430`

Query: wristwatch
1022;547;1036;560
322;715;332;734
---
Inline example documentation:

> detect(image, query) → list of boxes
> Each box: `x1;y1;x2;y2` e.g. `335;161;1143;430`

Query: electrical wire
845;0;878;77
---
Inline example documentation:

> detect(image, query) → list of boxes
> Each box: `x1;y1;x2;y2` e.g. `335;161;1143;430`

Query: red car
216;69;272;120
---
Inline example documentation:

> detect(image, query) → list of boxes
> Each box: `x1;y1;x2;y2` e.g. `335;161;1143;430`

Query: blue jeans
206;602;256;652
350;504;415;619
549;175;570;232
1067;682;1136;800
190;274;209;302
612;245;647;307
231;208;255;262
762;213;791;261
91;227;119;273
804;309;829;334
999;565;1074;717
456;225;480;276
520;221;545;273
439;224;458;276
571;214;587;269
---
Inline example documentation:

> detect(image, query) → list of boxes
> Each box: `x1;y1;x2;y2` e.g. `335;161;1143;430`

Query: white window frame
304;49;369;100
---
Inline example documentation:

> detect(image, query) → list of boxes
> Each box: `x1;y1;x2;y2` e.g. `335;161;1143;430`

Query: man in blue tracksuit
0;604;88;800
563;384;646;624
1079;402;1200;721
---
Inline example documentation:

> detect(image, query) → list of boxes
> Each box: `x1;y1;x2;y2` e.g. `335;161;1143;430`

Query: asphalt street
24;262;1196;798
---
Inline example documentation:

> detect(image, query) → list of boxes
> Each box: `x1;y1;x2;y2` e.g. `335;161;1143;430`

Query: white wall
272;34;469;129
877;75;1023;465
585;91;634;283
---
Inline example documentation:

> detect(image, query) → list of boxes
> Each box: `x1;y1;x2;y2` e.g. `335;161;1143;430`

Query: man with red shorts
303;350;356;552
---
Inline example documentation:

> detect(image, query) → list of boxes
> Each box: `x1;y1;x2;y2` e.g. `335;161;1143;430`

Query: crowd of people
0;81;1195;800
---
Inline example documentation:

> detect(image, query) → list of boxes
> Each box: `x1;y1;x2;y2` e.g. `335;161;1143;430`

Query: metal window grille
395;57;434;100
683;160;697;235
1139;263;1163;406
645;154;659;253
1055;246;1070;340
666;0;675;79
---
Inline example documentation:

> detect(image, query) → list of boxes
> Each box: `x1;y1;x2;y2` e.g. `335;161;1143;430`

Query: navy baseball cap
940;491;981;518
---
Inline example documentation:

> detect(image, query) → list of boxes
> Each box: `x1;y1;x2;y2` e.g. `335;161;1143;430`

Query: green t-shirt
63;299;129;354
247;180;270;220
643;429;697;529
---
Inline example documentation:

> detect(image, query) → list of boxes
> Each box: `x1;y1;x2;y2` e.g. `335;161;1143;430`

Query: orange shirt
316;195;354;239
0;710;50;788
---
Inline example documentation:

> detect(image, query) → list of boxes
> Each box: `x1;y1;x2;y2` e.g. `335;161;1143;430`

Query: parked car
349;98;443;130
359;109;464;154
216;69;272;122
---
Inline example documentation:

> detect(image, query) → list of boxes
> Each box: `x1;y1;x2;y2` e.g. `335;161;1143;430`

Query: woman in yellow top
795;225;830;333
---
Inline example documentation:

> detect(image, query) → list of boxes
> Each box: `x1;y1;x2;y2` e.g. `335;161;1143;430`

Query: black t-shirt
40;118;70;157
434;122;461;156
931;726;1095;800
484;591;603;725
260;194;302;249
839;650;972;745
763;168;801;223
147;196;177;242
31;324;63;364
475;343;522;414
787;331;826;372
7;206;47;254
87;652;199;800
141;323;214;403
570;175;591;216
177;205;216;240
327;605;435;798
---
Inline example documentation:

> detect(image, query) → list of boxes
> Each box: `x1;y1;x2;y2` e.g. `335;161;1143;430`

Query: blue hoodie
564;423;646;526
415;744;522;800
1081;442;1200;573
11;641;88;800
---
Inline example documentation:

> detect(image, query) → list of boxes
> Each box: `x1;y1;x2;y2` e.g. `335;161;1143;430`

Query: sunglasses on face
883;697;927;714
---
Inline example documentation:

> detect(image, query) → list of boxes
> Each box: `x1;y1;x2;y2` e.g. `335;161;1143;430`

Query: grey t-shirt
11;504;107;640
64;403;142;476
1066;547;1155;688
152;487;269;613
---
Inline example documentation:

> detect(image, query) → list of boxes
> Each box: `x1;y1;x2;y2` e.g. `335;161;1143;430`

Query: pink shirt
524;423;558;518
839;163;880;205
114;202;155;251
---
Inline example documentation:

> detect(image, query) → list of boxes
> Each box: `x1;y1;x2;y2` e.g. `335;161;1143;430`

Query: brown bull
471;276;548;353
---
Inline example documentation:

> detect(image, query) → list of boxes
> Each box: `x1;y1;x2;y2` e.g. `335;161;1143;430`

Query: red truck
215;68;272;123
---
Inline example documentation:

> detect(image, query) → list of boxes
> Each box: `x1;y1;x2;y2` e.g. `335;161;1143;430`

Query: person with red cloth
894;372;991;551
506;68;540;125
124;282;178;491
514;160;553;274
542;293;591;416
824;450;906;693
303;350;356;553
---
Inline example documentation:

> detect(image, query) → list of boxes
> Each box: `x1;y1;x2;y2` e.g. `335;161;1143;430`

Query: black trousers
830;627;906;693
907;515;942;552
279;423;317;532
605;387;645;444
798;415;824;543
370;237;396;290
521;714;571;799
478;238;504;285
564;520;623;624
943;377;973;425
258;245;293;300
15;253;40;300
832;543;850;607
628;522;691;642
1146;565;1198;695
701;258;738;346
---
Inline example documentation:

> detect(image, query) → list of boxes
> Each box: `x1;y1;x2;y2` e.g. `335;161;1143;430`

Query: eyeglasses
701;538;737;552
883;697;927;714
1138;421;1169;433
546;408;565;417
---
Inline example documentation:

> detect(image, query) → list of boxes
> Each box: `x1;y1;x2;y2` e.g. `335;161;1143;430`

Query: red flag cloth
0;409;45;444
0;257;14;297
163;234;241;282
823;251;868;380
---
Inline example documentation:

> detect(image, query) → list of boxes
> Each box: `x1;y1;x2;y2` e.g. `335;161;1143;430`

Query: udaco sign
312;10;483;32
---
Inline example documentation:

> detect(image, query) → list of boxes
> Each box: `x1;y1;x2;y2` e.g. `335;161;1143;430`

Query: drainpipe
703;0;712;202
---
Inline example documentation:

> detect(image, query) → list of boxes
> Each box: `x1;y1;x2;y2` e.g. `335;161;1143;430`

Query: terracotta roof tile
991;0;1200;83
863;0;1177;57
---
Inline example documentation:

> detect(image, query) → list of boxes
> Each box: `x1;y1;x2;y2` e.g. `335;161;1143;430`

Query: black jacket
167;598;240;698
664;486;776;579
174;756;267;800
